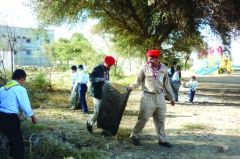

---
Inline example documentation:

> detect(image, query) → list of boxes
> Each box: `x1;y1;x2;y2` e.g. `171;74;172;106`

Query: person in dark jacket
87;55;115;135
168;61;179;78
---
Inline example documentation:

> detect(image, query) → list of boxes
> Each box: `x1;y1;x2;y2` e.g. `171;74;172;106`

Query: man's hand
170;101;175;106
31;115;37;124
126;86;132;92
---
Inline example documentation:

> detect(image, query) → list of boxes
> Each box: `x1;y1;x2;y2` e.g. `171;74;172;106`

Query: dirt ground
39;75;240;159
109;75;239;159
2;74;239;159
33;74;240;159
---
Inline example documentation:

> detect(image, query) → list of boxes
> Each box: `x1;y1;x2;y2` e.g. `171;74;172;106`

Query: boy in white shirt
70;65;78;94
70;65;79;109
171;66;181;102
186;76;198;103
76;64;89;113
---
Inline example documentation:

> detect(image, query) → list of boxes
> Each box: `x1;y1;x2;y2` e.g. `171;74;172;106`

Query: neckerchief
102;65;109;80
5;80;19;90
148;62;161;80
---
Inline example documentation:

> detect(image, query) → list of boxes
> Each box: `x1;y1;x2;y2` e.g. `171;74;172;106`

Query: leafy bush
113;75;136;86
21;120;106;159
110;67;124;80
25;72;51;108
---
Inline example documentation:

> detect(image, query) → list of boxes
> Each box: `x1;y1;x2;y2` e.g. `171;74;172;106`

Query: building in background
0;51;11;70
0;25;54;68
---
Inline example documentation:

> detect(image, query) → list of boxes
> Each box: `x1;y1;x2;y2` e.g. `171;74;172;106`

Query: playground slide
196;66;218;75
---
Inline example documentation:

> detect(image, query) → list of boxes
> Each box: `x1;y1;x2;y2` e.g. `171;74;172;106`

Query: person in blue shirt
186;76;198;103
0;69;37;159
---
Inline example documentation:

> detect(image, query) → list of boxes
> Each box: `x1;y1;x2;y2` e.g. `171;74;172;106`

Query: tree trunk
184;53;190;70
10;48;14;73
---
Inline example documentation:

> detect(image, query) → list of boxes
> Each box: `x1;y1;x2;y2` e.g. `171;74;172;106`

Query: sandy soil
54;75;239;159
98;74;240;159
2;75;239;159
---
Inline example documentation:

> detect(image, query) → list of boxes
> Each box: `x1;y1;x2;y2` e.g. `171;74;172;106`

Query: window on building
22;36;26;39
26;38;31;43
14;51;17;55
26;50;31;55
17;36;20;39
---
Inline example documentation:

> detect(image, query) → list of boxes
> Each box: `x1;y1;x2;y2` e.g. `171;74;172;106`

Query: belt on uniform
144;90;164;94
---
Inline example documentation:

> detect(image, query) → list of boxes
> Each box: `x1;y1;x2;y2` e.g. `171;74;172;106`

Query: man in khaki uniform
128;49;175;147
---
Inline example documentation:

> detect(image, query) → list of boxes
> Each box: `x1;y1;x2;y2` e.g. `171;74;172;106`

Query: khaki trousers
130;92;167;142
89;97;101;125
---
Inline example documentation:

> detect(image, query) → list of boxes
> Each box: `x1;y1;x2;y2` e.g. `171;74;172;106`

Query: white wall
231;36;240;66
0;51;13;70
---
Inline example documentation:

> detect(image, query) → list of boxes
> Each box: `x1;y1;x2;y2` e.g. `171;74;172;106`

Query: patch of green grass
182;123;207;131
79;150;107;159
123;110;139;116
116;128;132;140
114;75;136;86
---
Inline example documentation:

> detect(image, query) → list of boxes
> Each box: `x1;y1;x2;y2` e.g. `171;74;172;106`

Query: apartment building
0;25;54;67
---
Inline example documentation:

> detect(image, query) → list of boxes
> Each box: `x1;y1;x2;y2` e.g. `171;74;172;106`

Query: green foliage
25;72;51;108
113;75;136;86
44;33;103;69
31;0;240;59
20;119;107;159
0;69;11;86
110;66;124;80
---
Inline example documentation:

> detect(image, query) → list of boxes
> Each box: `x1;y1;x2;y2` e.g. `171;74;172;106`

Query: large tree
30;0;240;57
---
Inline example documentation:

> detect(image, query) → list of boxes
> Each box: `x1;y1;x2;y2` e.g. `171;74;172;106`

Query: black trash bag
97;82;130;135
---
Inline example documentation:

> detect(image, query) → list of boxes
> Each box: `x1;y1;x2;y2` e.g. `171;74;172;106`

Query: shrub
25;72;51;108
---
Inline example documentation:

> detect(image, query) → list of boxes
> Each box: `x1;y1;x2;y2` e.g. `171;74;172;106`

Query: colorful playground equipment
196;46;232;75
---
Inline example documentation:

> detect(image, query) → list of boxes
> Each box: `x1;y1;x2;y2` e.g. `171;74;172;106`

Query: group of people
70;64;89;113
0;49;199;159
167;61;198;103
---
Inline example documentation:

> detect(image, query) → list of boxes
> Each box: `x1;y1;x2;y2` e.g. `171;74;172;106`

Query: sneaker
130;136;141;146
86;121;92;133
158;141;172;148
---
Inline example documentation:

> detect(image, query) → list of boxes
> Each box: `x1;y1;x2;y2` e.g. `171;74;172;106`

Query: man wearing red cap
87;55;115;135
128;49;175;147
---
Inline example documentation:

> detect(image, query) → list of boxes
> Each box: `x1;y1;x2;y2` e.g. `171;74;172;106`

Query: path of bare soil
39;75;240;159
109;75;240;159
1;75;239;159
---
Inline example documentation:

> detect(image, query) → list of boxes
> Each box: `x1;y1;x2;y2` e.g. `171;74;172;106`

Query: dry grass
4;73;238;159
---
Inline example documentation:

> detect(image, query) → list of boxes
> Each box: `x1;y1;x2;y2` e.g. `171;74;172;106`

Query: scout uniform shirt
130;63;175;101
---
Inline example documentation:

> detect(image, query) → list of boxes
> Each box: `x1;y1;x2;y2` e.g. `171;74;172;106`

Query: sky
0;0;92;40
0;0;108;50
0;0;239;65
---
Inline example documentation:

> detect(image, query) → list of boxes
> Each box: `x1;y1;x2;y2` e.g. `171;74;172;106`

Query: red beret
104;56;115;66
146;50;160;57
